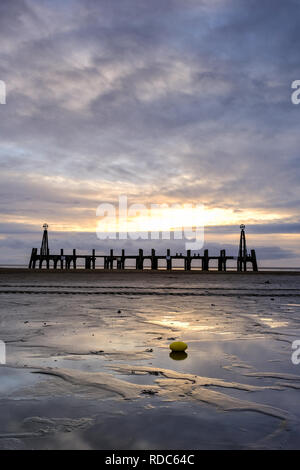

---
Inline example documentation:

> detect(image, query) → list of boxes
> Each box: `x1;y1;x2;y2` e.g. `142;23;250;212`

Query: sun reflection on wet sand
147;317;216;332
259;318;289;328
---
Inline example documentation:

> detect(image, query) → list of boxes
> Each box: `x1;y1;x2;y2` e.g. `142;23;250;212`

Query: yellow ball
169;341;188;352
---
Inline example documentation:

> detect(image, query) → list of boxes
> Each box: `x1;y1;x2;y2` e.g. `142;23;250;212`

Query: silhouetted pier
29;247;237;271
28;224;258;272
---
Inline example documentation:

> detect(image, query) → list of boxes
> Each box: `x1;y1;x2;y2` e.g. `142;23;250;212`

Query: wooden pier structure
29;247;236;271
28;224;258;272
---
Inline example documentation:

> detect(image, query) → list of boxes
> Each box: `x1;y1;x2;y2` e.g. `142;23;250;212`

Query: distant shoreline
1;268;300;276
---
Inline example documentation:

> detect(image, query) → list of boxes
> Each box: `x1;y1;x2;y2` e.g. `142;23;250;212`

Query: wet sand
0;269;300;449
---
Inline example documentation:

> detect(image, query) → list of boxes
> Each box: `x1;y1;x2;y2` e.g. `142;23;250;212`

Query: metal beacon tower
28;223;50;269
237;224;258;272
40;223;49;256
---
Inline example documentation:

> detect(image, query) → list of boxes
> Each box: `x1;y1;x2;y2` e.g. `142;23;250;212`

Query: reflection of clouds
50;431;93;450
259;318;289;329
149;317;216;332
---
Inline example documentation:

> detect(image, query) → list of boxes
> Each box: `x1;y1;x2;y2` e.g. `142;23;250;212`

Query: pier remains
28;224;258;272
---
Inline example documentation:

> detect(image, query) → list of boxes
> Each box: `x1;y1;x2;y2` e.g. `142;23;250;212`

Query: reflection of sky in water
42;329;147;353
147;316;216;332
0;394;284;450
0;367;42;394
137;338;294;381
259;318;289;328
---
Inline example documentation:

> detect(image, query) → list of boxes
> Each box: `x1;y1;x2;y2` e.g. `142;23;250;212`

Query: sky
0;0;300;266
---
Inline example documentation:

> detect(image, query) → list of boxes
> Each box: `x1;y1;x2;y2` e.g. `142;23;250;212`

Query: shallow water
1;271;300;449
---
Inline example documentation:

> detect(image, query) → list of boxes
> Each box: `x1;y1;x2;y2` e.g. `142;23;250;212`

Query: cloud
0;0;300;264
0;221;299;266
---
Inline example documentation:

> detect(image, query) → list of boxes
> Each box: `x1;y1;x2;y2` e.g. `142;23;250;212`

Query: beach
0;269;300;449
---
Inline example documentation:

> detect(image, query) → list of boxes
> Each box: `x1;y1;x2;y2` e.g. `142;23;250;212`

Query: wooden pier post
60;249;64;269
73;249;77;269
185;250;191;270
92;249;96;269
137;249;144;270
251;249;258;271
66;254;70;269
33;248;37;268
166;249;171;270
116;251;123;270
31;248;38;269
85;257;91;269
223;249;227;271
46;248;50;269
218;249;226;271
202;249;209;271
218;250;223;271
151;249;157;270
110;249;114;269
29;248;35;268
